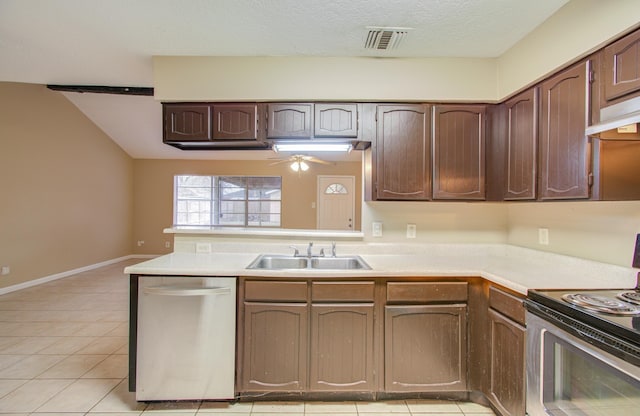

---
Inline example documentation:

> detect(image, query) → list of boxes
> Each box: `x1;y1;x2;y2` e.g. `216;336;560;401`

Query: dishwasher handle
143;285;232;297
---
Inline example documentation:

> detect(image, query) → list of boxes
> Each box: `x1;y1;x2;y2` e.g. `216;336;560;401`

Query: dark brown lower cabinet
385;304;467;392
242;302;308;392
238;276;525;415
309;304;374;391
487;286;526;416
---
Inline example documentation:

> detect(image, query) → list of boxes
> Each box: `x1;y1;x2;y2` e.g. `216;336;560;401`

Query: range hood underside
586;95;640;139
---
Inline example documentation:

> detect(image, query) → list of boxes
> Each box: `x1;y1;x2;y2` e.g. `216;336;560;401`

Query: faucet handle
331;241;337;257
289;245;300;257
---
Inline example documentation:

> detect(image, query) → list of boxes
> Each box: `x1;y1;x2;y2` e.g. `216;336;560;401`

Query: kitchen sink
246;255;309;270
310;256;371;270
246;254;371;270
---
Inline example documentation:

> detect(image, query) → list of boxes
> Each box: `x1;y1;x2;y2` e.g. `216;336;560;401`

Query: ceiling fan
269;154;334;172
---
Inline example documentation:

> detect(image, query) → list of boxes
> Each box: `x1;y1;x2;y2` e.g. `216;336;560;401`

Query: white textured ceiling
1;0;569;159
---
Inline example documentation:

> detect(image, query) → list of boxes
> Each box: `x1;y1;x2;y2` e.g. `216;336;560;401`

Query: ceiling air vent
364;27;412;50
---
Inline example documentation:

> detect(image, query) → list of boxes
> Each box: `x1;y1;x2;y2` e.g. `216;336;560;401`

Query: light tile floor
0;260;496;416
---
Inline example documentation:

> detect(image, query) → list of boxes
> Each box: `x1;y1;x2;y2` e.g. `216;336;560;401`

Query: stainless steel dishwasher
136;276;236;401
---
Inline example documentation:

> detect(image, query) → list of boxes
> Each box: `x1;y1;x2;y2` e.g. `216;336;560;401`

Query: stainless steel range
526;288;640;416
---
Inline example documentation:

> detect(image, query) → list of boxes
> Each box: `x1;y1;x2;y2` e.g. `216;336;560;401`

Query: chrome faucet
291;242;327;258
331;241;337;257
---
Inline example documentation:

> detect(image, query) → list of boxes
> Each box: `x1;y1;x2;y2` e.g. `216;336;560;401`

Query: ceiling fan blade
304;156;334;165
269;159;291;166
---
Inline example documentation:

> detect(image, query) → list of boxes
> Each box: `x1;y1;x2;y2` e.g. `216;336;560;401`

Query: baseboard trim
0;254;157;295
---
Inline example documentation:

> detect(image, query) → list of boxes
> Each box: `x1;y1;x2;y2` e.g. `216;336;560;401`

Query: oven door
526;312;640;416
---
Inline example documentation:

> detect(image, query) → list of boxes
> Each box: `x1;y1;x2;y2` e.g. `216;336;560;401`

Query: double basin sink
247;254;371;270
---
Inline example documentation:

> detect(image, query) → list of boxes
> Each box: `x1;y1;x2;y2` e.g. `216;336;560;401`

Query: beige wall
153;56;498;102
132;159;361;255
507;201;640;267
0;82;134;289
497;0;640;98
362;202;509;244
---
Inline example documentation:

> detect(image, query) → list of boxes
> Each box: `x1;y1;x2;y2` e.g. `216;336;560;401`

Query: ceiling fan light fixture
273;143;352;152
290;160;310;172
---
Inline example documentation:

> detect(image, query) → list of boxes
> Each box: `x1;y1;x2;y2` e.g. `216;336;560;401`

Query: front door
317;176;355;230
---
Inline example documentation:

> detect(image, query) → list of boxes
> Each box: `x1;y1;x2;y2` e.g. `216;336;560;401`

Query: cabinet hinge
588;172;594;186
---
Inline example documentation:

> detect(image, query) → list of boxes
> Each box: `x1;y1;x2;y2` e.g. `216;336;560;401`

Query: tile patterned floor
0;260;496;415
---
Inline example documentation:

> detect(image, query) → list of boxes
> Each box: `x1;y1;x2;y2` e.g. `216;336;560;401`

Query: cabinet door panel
539;61;590;200
314;103;358;138
489;309;526;416
604;29;640;101
375;105;431;200
242;302;307;391
504;89;538;200
385;304;467;392
433;105;486;200
163;104;211;141
267;104;313;139
212;104;258;141
309;304;374;391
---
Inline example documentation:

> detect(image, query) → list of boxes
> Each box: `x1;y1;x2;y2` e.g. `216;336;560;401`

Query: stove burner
562;293;640;316
618;291;640;305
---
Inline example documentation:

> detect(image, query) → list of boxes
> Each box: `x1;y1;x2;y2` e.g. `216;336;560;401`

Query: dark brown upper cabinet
163;103;269;149
373;104;431;200
267;103;313;139
604;29;640;102
539;60;592;200
314;103;358;138
503;89;538;200
212;104;258;141
164;104;211;141
432;105;486;200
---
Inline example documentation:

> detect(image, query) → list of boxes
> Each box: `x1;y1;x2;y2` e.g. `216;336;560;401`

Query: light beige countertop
124;243;637;295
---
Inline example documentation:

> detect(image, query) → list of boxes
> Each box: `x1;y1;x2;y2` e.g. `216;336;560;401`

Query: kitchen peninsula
126;230;636;415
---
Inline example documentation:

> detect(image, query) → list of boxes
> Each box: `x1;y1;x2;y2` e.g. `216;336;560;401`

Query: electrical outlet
406;224;417;238
165;241;171;249
196;242;212;253
372;222;383;237
538;228;549;245
137;240;144;247
1;266;9;276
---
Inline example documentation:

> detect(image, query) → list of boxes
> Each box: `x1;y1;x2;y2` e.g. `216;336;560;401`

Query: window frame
173;175;282;228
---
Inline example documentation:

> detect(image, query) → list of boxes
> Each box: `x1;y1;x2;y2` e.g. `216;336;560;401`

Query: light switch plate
406;224;416;238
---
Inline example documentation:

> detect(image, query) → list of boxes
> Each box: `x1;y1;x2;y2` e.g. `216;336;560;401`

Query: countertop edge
124;245;637;296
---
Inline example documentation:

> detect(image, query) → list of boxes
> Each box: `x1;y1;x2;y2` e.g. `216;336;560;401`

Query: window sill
164;227;364;240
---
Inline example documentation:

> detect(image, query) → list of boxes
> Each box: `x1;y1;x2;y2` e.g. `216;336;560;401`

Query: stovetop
527;288;640;347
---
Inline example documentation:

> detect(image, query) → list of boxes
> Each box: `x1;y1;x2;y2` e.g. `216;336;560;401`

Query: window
174;175;281;228
324;183;348;194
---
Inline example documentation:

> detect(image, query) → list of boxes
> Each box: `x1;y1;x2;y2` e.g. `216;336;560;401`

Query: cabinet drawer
387;282;468;303
311;281;375;302
489;286;525;325
244;281;307;302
